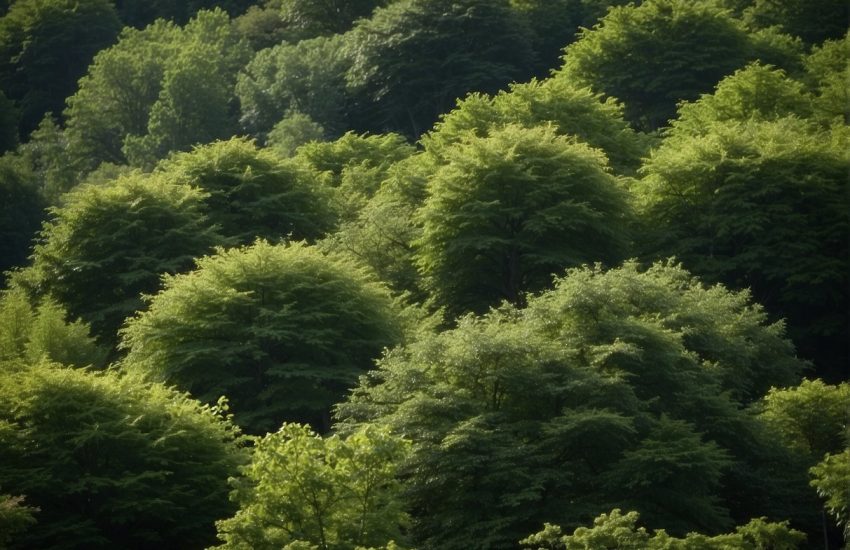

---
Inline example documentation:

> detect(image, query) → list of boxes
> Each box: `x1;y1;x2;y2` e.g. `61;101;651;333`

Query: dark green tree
22;173;223;345
215;423;410;549
113;0;253;28
337;262;807;549
742;0;849;44
345;0;535;138
236;34;352;139
0;494;37;548
0;89;18;153
0;0;120;137
635;118;849;381
557;0;803;130
277;0;389;41
155;137;336;243
0;360;245;549
415;124;631;319
0;156;44;282
121;240;402;434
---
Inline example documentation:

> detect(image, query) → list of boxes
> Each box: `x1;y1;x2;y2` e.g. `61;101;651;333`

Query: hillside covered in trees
0;0;848;548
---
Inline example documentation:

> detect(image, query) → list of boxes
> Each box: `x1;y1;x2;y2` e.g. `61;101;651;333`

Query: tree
236;34;352;139
0;288;104;369
0;156;44;282
64;10;250;172
336;262;807;549
415;124;631;319
155;137;336;243
0;89;18;153
277;0;389;41
635;118;849;381
557;0;802;131
0;360;245;549
810;449;850;542
215;423;409;549
291;131;414;217
0;0;120;137
742;0;849;45
0;494;37;548
344;0;536;138
669;62;814;137
113;0;253;28
22;173;223;345
803;32;850;125
120;240;402;434
520;509;806;549
422;77;653;175
266;112;325;157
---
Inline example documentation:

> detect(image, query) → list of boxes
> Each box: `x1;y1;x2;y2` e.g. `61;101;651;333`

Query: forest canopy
0;0;847;548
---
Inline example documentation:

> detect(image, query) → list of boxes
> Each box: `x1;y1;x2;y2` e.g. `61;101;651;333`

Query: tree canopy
121;240;402;434
336;261;807;549
635;118;849;381
0;360;245;549
215;423;409;549
416;124;631;318
22;173;222;345
558;0;803;131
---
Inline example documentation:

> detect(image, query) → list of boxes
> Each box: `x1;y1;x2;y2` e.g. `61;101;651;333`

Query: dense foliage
0;361;245;549
0;1;846;547
337;262;807;548
121;241;401;434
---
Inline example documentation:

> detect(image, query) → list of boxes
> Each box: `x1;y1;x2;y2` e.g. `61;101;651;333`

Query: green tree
292;131;414;216
810;449;850;542
345;0;535;138
0;494;37;548
277;0;389;41
336;262;807;549
635;118;849;381
742;0;849;45
155;137;336;243
64;10;250;172
803;32;850;124
215;423;409;549
0;0;120;137
266;111;325;157
0;360;245;549
415;124;631;319
113;0;253;28
670;62;814;137
0;288;104;369
422;77;653;175
120;240;402;434
521;508;806;549
557;0;802;130
0;89;18;153
0;156;44;281
237;34;352;139
22;173;223;345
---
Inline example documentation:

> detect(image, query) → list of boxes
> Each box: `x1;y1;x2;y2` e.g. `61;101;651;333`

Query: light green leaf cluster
214;422;409;550
121;240;402;434
521;508;806;549
0;288;103;369
0;360;246;549
810;449;850;540
804;32;850;125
